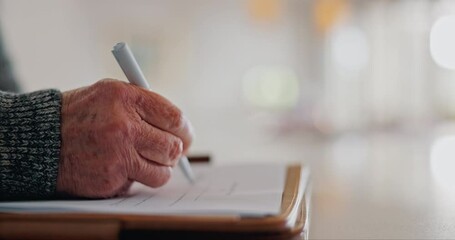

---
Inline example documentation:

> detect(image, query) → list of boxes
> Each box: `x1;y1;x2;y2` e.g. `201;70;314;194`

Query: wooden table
188;109;455;239
308;131;455;239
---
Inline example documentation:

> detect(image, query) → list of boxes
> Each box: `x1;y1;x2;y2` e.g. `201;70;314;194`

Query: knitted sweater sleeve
0;89;61;200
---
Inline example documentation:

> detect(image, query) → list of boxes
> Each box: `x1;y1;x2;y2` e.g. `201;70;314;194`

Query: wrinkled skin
57;79;193;198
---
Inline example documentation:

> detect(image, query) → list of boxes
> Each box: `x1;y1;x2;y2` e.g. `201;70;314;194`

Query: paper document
0;164;299;217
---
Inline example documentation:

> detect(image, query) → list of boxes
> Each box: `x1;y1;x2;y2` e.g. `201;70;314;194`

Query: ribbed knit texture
0;89;61;199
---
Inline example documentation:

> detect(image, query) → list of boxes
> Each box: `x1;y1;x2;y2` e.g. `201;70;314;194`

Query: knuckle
93;78;117;90
167;108;184;131
155;134;180;161
117;118;134;135
135;93;149;107
96;78;116;84
151;168;171;187
168;138;183;161
95;79;130;100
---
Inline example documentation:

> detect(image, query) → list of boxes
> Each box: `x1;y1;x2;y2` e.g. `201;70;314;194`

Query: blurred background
2;0;455;238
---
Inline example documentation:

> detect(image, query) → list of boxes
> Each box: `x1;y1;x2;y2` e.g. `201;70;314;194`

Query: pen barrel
112;42;195;184
112;42;150;89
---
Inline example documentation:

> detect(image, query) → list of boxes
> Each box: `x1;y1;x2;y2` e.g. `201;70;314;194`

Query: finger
130;154;172;188
132;86;194;152
135;122;182;167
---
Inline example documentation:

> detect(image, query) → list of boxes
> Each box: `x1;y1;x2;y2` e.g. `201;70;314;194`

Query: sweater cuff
0;89;61;199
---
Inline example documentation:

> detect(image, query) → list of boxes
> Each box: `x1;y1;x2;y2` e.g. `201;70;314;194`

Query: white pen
112;42;195;184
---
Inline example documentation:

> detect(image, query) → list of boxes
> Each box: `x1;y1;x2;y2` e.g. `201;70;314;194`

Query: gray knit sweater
0;90;62;199
0;28;62;200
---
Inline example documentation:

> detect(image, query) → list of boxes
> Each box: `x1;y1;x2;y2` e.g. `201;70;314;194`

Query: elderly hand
57;79;193;198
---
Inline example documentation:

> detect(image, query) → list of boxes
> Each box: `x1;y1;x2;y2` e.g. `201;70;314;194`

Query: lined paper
0;164;292;216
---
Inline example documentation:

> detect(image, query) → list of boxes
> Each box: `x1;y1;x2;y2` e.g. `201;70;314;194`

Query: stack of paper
0;164;291;217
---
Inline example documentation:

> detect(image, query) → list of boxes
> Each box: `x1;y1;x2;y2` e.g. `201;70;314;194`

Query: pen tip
113;42;126;51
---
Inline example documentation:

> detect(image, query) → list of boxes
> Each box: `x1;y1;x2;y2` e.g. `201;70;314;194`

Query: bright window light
330;25;369;72
243;66;299;110
430;15;455;70
431;136;455;193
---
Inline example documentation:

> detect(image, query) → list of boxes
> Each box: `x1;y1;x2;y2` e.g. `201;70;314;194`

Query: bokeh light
431;136;455;193
248;0;281;23
330;25;369;72
313;0;349;34
243;66;299;110
430;15;455;70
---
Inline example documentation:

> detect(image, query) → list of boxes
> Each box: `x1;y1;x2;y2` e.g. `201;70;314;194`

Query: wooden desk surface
186;109;455;239
307;131;455;239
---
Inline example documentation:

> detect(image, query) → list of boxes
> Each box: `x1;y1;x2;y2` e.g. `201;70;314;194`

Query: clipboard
0;165;310;240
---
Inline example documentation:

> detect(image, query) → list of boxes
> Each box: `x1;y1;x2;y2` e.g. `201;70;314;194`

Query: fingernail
183;115;196;139
178;140;183;153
